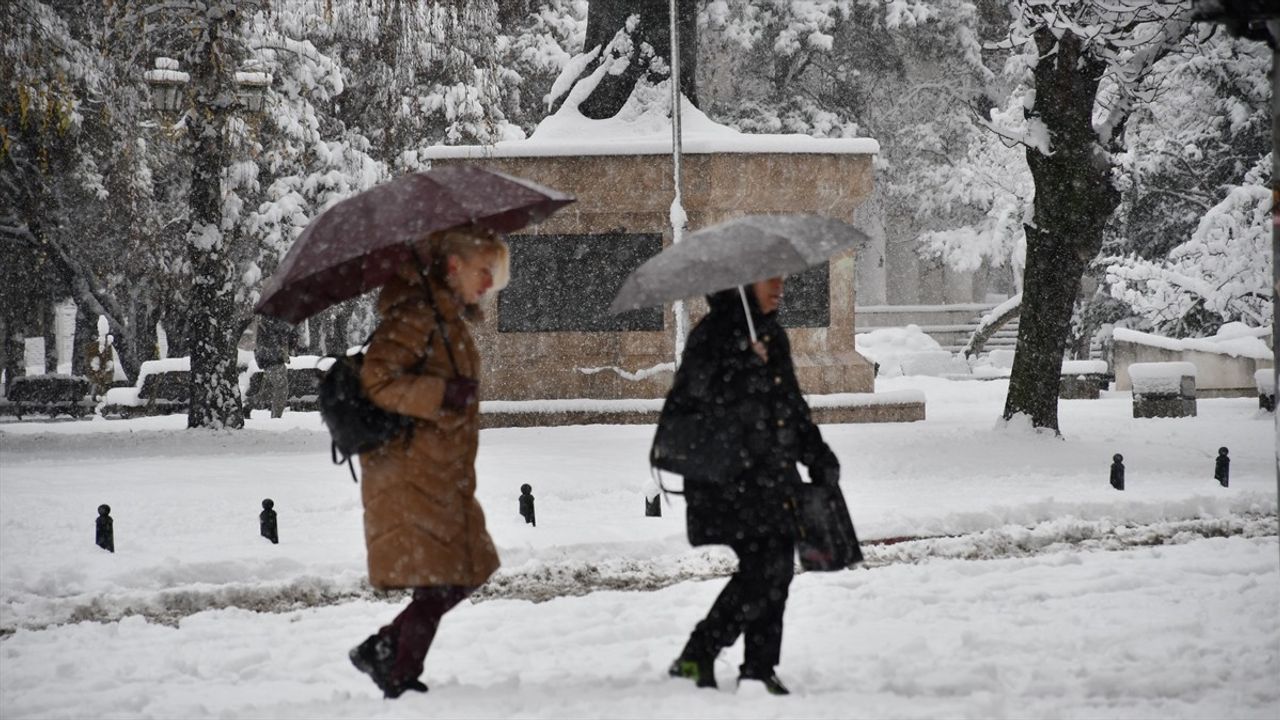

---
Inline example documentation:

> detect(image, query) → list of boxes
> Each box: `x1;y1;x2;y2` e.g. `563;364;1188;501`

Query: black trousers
682;535;795;676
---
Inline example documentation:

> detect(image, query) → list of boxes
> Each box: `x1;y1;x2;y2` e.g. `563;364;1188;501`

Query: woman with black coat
661;277;840;696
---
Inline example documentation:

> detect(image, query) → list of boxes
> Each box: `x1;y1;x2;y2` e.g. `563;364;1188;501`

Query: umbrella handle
737;286;758;344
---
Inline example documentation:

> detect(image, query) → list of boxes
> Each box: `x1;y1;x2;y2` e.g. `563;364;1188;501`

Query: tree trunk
1003;31;1121;431
134;303;159;364
184;6;244;430
578;0;698;119
0;314;22;393
42;302;58;373
72;301;95;377
334;306;352;354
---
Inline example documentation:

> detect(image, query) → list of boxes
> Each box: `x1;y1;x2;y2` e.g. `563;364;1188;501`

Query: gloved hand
808;451;840;486
441;377;479;411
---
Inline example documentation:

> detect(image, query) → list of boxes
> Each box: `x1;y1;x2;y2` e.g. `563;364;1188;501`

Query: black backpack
318;350;423;481
319;297;458;481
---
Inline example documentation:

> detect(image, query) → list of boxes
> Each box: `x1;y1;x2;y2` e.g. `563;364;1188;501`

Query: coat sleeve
361;302;448;421
774;332;834;469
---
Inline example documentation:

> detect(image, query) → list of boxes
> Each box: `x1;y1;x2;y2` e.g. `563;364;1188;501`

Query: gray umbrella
609;214;868;338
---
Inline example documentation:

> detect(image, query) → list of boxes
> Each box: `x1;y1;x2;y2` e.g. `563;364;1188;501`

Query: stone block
1133;395;1198;419
1059;375;1102;400
1130;361;1196;418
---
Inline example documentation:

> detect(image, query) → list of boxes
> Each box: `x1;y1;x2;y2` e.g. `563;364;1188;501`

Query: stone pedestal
1059;375;1102;400
425;140;878;404
1131;364;1198;419
1133;394;1197;418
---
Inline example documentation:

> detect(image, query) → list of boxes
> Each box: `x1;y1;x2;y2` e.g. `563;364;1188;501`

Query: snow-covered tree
1093;30;1270;337
973;0;1198;432
0;0;184;382
323;0;522;171
496;0;588;132
1106;182;1271;335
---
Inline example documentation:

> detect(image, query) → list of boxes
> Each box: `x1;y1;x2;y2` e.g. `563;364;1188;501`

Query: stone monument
421;1;922;426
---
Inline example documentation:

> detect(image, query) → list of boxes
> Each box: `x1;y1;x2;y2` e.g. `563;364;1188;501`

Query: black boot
738;671;790;696
384;678;429;699
349;633;399;697
669;655;717;689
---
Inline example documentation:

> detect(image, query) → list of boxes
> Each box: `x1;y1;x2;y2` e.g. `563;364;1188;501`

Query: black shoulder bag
650;402;745;485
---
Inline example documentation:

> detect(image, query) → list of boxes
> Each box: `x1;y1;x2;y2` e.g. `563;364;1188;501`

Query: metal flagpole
669;0;689;366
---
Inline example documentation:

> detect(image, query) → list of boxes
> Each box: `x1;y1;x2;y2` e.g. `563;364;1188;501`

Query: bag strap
333;442;359;483
410;244;463;378
652;467;684;497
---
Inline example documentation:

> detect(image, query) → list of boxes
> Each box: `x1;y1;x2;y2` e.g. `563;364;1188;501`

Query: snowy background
2;377;1276;718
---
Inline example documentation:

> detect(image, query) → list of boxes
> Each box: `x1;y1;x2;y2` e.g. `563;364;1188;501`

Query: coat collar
707;286;770;327
379;261;463;321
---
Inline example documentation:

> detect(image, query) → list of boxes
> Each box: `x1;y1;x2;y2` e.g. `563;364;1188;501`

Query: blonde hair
418;228;510;296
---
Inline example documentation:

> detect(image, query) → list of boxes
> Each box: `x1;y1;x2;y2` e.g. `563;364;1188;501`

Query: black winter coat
660;288;835;546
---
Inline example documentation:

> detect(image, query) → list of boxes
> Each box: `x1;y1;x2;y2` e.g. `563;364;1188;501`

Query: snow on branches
1106;183;1272;335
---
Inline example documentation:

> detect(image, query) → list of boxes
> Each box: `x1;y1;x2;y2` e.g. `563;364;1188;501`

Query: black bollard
1110;454;1125;491
1214;447;1229;488
519;484;536;527
645;493;661;517
260;499;279;544
95;504;114;552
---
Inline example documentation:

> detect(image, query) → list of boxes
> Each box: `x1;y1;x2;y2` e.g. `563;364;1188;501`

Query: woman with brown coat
348;229;508;698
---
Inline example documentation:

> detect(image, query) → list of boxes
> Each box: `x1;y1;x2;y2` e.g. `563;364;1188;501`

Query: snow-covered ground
1;377;1277;718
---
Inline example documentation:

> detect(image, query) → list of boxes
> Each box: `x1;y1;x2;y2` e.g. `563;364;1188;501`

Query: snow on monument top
422;79;879;159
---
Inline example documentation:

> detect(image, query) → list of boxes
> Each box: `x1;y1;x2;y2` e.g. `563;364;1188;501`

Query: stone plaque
777;263;830;328
500;233;664;332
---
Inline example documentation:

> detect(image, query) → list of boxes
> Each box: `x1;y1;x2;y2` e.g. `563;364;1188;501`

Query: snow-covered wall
1113;324;1274;397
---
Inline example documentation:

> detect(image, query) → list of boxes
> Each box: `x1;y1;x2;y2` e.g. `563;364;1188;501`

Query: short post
519;484;536;527
645;493;662;517
643;475;662;517
260;499;279;544
96;504;114;552
1215;447;1230;488
1110;454;1125;491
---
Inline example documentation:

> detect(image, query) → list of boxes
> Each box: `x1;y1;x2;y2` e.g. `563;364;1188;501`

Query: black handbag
794;482;864;571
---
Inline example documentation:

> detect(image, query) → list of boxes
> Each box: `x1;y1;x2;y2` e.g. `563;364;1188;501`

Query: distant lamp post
142;44;271;430
143;57;189;113
235;61;272;113
145;57;272;115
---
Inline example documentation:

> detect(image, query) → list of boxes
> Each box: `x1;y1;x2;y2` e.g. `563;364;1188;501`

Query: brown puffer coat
358;265;499;590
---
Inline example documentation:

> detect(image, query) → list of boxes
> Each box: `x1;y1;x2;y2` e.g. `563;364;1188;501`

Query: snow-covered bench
101;369;190;418
100;358;193;418
1257;368;1276;412
1130;362;1197;419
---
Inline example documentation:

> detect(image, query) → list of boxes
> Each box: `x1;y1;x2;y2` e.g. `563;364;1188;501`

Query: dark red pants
381;585;475;684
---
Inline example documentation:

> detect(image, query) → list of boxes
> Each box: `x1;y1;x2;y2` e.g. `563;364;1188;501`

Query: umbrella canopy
256;166;576;324
609;213;868;315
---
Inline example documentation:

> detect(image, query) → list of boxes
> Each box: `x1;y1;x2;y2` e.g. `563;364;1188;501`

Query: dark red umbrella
255;166;576;323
